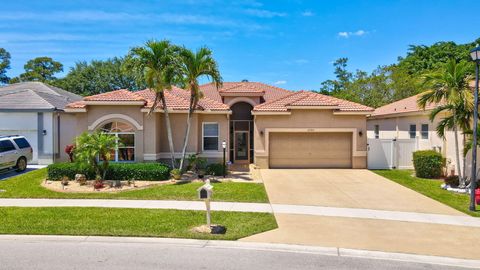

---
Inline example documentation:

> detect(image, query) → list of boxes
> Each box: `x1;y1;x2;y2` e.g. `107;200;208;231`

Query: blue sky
1;0;478;90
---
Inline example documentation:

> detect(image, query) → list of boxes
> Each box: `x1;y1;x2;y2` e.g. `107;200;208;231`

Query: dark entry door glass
235;132;248;161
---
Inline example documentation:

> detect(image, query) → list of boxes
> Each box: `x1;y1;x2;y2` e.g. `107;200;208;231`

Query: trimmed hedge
47;162;171;181
206;163;228;176
412;150;445;179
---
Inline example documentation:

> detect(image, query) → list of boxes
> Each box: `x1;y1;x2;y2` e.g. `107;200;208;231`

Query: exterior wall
254;109;368;169
84;105;145;162
58;112;81;162
367;113;464;174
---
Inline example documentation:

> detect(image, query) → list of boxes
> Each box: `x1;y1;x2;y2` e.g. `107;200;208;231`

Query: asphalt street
0;236;473;270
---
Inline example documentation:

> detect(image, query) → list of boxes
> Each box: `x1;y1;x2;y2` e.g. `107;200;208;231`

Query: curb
0;235;478;268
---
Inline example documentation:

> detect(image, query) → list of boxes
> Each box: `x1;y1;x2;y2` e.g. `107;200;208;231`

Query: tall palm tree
128;40;179;168
177;47;222;171
418;58;473;186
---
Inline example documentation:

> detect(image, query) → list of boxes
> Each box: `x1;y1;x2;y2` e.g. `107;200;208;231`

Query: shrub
444;175;459;187
48;162;170;181
206;163;228;176
412;150;445;178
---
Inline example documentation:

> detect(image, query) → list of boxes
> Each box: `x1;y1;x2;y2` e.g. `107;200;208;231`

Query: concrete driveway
260;169;462;215
242;169;480;259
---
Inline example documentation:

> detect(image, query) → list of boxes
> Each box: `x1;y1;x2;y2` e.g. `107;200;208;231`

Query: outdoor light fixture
358;130;363;137
222;140;227;149
469;44;480;211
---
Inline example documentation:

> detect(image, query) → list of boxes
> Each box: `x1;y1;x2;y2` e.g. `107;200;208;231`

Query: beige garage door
269;132;352;168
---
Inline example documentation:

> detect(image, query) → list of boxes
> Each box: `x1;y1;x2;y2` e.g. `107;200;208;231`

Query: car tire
15;157;27;172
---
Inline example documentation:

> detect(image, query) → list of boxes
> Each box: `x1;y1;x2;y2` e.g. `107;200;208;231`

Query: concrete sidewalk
1;198;480;228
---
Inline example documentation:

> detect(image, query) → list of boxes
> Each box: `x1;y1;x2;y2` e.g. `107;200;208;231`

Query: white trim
333;111;373;115
88;114;143;131
202;122;219;151
64;108;86;113
144;152;223;160
140;108;231;114
368;110;431;119
84;101;145;106
263;127;366;157
226;97;258;107
251;111;291;115
285;105;339;110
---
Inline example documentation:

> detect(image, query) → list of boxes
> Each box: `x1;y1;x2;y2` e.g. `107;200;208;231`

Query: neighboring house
367;94;462;173
0;82;82;164
63;82;373;169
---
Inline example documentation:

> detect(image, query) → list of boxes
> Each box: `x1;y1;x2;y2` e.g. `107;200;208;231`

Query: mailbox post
197;180;213;227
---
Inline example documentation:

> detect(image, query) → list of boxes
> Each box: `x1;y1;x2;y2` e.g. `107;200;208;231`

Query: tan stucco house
62;82;373;169
367;94;463;173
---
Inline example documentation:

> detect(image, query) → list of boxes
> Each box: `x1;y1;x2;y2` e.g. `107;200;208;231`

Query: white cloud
301;11;314;17
338;30;368;38
244;9;287;18
274;80;287;85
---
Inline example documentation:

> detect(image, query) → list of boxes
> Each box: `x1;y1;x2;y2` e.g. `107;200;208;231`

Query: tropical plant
74;131;117;181
417;58;473;186
127;40;179;168
177;47;222;170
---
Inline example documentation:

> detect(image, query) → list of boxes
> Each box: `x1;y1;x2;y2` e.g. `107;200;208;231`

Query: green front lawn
0;169;269;203
373;170;480;217
0;207;277;240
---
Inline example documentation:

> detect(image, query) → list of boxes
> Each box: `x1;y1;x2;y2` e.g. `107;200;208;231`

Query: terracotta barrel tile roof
83;89;145;101
371;94;440;117
253;90;373;112
200;81;292;102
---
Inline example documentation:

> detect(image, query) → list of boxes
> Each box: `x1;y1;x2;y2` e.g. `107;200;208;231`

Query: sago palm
128;40;179;168
418;58;473;186
177;47;222;170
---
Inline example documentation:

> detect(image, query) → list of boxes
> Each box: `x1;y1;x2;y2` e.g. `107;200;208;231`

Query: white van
0;135;33;172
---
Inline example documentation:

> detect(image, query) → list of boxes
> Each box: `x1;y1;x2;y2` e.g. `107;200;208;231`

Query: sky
1;0;478;90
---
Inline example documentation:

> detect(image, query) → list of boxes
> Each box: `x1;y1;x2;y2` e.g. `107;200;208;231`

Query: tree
74;131;117;181
11;57;63;83
52;57;145;96
417;58;473;186
0;48;11;84
177;47;222;171
127;40;179;168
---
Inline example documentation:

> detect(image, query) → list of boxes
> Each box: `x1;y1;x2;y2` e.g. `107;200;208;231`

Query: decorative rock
75;174;87;185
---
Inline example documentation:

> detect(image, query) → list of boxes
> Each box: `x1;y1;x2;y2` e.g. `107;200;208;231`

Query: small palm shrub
413;150;445;178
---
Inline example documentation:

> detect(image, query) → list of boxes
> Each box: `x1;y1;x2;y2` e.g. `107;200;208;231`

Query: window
409;124;416;139
203;123;219;151
421;124;428;139
100;121;135;161
13;138;30;149
0;140;16;153
374;125;379;139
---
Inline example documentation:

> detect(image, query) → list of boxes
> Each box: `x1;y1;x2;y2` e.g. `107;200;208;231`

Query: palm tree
177;47;222;171
75;131;117;181
128;40;179;168
418;58;473;186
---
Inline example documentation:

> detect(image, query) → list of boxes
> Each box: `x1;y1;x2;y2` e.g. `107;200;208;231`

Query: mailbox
197;182;213;200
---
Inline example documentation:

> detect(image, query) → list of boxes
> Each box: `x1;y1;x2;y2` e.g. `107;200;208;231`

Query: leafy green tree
52;57;145;96
74;131;117;181
0;48;11;84
127;40;179;168
177;46;222;171
11;57;63;83
418;59;473;186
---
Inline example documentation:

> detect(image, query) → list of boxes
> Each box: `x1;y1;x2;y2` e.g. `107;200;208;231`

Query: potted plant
171;168;182;180
196;157;208;179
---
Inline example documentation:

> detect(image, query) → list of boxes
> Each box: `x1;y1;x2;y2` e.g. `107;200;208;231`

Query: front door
234;131;249;163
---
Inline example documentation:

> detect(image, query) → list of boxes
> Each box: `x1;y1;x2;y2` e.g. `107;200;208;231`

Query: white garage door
269;132;352;169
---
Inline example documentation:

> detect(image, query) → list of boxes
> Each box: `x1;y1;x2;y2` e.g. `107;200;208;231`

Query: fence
367;138;418;169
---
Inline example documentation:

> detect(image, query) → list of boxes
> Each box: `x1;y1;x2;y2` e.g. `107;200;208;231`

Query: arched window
100;121;135;162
